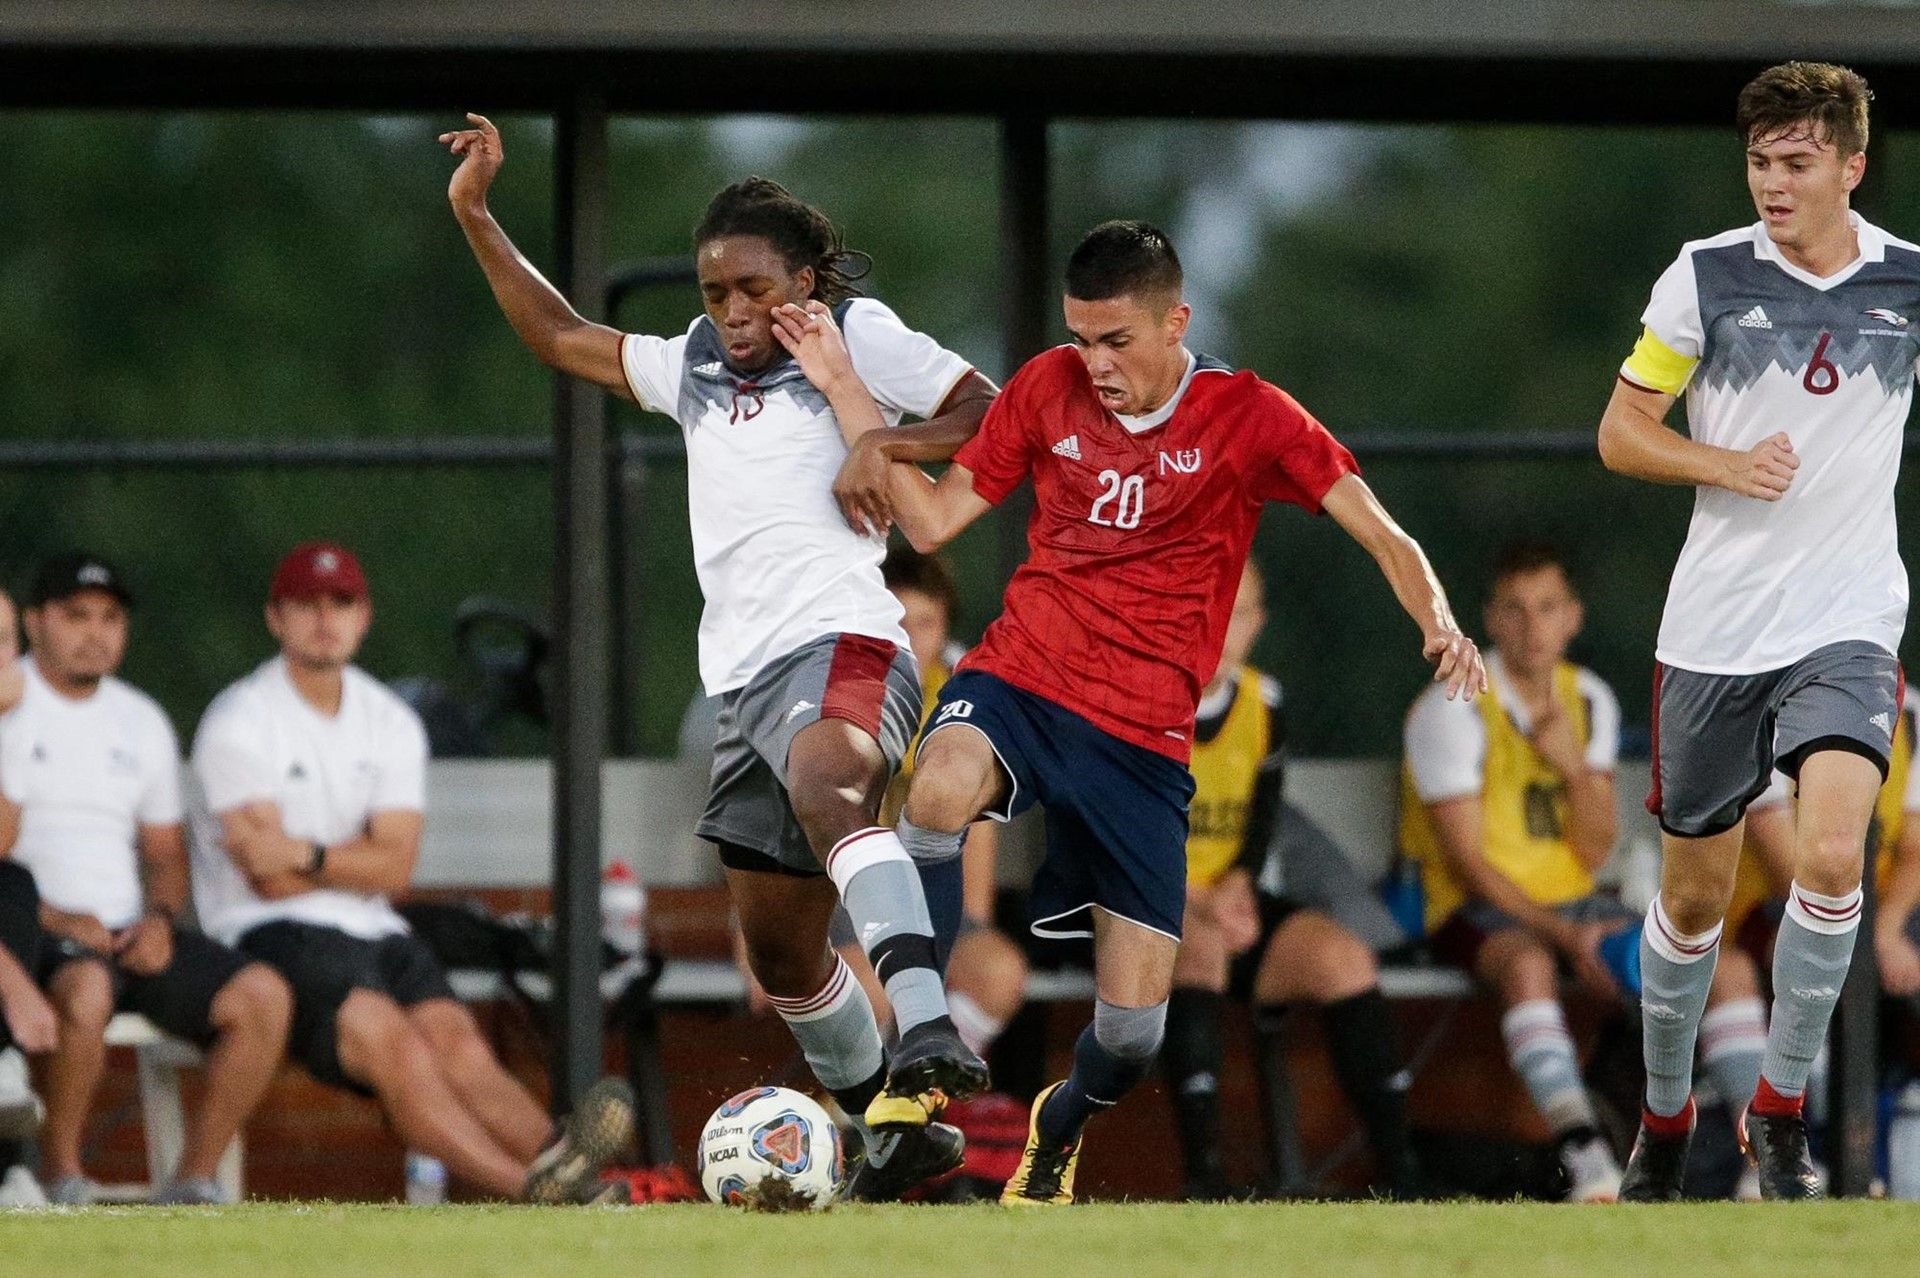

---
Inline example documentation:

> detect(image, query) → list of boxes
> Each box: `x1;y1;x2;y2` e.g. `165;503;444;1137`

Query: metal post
549;86;610;1113
997;114;1050;580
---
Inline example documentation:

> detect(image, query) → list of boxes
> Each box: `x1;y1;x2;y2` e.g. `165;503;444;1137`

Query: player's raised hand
1423;626;1488;700
1721;431;1798;500
771;301;856;392
439;113;504;211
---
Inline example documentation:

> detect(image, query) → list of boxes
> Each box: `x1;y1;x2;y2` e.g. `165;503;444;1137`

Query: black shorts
39;926;253;1048
238;920;454;1092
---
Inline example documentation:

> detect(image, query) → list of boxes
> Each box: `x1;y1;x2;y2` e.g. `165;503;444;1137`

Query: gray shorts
698;631;922;875
1650;639;1901;839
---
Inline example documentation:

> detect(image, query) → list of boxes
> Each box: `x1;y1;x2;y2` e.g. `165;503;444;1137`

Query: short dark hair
1490;540;1574;593
881;545;956;616
1064;221;1183;304
693;177;871;305
1737;61;1872;156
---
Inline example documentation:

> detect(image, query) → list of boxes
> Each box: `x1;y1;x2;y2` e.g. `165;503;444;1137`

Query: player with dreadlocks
440;114;998;1201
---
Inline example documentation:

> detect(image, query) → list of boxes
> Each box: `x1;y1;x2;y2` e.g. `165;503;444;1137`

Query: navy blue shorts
920;669;1195;941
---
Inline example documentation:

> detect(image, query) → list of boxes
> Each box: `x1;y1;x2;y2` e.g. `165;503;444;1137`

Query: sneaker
1558;1131;1623;1203
845;1121;966;1202
0;1166;48;1209
864;1017;990;1132
525;1078;637;1204
1619;1103;1694;1203
0;1049;43;1141
1000;1082;1082;1208
46;1175;98;1207
1739;1105;1821;1201
150;1177;231;1206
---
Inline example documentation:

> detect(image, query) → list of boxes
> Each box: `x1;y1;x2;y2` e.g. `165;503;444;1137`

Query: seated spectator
1161;562;1421;1200
0;555;292;1205
187;543;631;1203
1399;542;1765;1202
0;591;57;1207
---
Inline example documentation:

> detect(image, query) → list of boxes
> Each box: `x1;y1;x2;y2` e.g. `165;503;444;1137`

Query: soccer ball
697;1086;846;1209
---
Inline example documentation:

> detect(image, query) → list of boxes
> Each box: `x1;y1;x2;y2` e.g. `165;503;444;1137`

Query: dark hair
1738;62;1872;155
1490;540;1574;592
1064;221;1183;304
881;545;957;616
693;177;870;305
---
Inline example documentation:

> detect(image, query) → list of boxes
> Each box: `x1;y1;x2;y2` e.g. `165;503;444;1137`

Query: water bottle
1890;1083;1920;1199
1598;922;1643;997
405;1152;447;1205
600;860;646;958
1379;855;1426;943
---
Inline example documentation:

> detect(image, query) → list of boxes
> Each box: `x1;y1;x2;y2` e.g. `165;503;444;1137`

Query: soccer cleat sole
524;1079;637;1205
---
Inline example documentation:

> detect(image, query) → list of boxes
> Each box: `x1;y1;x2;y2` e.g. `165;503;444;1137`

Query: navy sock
916;856;965;971
1039;1022;1156;1146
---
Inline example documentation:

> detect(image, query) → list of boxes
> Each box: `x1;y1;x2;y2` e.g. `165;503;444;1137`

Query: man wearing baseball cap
188;543;632;1202
1;553;294;1205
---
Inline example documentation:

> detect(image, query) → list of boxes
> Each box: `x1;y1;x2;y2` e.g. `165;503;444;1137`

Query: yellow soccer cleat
862;1087;946;1132
1000;1082;1082;1207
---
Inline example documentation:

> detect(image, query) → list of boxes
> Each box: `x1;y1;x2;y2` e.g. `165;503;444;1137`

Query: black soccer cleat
845;1121;966;1202
1739;1106;1821;1201
863;1017;991;1132
1619;1118;1693;1202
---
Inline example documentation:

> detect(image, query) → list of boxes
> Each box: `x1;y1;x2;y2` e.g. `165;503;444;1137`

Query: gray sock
1699;997;1767;1109
1640;894;1723;1118
1501;1000;1595;1135
827;827;950;1036
1763;882;1863;1099
768;955;886;1094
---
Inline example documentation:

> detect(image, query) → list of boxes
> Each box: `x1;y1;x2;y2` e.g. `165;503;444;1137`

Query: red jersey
954;346;1356;763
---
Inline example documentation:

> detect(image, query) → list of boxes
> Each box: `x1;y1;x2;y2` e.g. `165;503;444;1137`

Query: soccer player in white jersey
441;115;999;1200
1599;62;1920;1200
190;544;631;1203
0;555;293;1205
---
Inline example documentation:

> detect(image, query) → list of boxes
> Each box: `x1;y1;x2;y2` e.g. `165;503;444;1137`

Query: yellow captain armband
1618;326;1698;395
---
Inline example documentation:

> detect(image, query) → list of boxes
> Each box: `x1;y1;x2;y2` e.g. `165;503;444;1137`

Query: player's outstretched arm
1597;379;1797;499
439;114;632;400
1321;474;1486;700
833;374;997;535
772;302;994;544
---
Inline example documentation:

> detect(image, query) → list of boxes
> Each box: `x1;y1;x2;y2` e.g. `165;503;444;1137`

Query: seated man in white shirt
189;543;631;1203
1;555;293;1205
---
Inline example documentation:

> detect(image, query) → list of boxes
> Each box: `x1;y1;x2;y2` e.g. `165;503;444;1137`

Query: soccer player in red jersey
773;222;1484;1205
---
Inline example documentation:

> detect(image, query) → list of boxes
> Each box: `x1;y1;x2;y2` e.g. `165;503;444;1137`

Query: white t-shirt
621;297;973;695
1628;215;1920;674
1404;651;1621;803
0;659;181;929
188;657;427;944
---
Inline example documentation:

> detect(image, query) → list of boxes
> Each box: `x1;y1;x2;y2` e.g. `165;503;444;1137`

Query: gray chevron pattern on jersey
1694;242;1920;395
674;299;858;425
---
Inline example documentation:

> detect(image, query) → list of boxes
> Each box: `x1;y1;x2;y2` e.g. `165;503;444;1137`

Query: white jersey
188;657;427;945
0;659;181;929
621;297;972;695
1625;214;1920;674
1403;651;1621;804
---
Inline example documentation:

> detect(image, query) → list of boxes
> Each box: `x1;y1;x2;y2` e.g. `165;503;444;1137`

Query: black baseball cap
27;553;134;608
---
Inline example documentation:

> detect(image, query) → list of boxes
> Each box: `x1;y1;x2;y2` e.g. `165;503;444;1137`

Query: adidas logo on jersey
783;699;816;724
1050;434;1082;461
1872;711;1893;733
693;361;725;377
1737;306;1773;329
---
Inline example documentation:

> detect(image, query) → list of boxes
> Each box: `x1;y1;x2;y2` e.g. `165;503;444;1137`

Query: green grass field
1;1201;1915;1277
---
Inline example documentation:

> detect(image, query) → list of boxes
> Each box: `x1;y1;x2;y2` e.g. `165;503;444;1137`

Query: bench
93;1013;243;1204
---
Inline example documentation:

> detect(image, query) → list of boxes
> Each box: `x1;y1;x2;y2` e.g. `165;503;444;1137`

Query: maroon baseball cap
270;542;369;603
